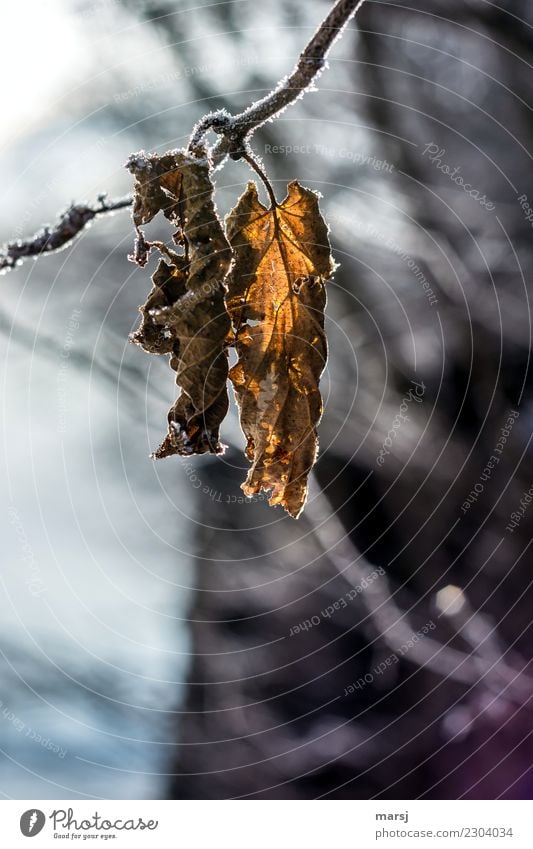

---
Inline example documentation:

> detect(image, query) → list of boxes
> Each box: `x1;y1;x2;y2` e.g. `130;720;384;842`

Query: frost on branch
0;195;132;274
226;181;333;517
129;150;232;456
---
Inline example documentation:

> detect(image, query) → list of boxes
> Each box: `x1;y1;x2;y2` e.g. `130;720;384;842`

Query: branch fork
0;0;367;274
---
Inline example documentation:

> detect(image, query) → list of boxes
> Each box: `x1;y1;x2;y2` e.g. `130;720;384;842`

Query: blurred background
1;0;533;799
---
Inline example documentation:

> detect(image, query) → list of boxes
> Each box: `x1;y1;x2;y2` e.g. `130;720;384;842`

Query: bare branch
197;0;369;162
0;194;132;275
2;0;368;273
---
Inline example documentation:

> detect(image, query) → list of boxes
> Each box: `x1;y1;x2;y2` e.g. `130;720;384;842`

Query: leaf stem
241;153;278;210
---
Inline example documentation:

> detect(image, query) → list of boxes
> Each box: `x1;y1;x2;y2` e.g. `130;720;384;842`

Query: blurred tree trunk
169;0;533;799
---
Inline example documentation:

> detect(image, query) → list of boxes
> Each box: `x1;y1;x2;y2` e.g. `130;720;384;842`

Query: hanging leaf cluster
127;149;334;518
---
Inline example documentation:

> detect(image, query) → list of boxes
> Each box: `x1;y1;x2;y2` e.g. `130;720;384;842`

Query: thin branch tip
1;0;368;273
192;0;369;161
0;194;133;275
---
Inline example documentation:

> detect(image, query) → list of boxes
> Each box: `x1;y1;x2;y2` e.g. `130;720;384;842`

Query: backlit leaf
226;180;333;517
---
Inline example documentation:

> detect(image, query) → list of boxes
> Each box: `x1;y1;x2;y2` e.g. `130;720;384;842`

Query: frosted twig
0;194;132;275
191;0;369;162
2;0;368;273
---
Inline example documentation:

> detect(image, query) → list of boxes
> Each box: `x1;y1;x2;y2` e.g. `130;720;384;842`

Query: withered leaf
131;255;188;355
130;151;232;456
127;151;185;229
226;180;333;517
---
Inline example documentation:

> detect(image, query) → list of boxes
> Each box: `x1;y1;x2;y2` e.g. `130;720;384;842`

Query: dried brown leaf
127;151;184;228
226;180;333;517
131;255;188;355
130;151;232;456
